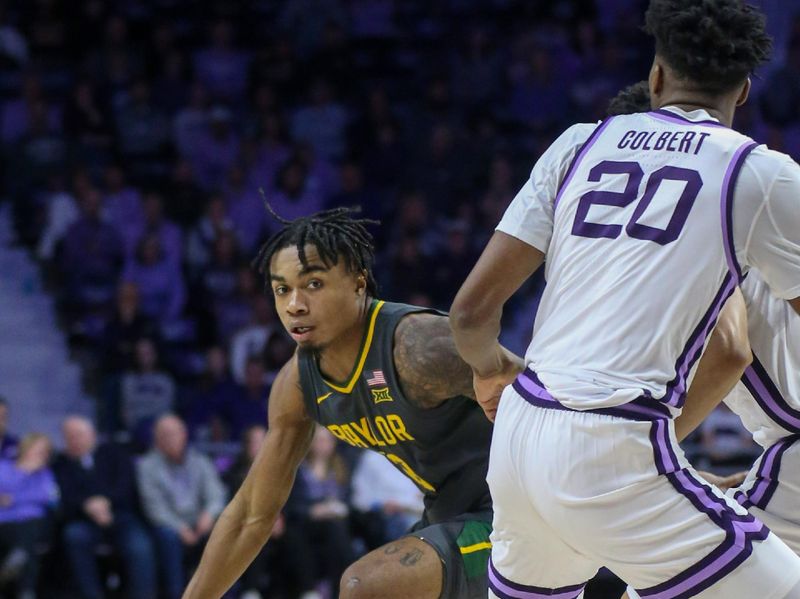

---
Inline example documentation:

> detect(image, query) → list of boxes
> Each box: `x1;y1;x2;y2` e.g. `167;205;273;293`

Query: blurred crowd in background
1;0;798;597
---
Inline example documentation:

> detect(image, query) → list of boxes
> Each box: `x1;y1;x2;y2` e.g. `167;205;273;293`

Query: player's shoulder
534;121;599;174
272;352;303;396
393;311;449;351
740;144;800;195
553;121;599;150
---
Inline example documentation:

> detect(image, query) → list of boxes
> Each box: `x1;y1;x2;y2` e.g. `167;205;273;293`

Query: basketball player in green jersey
183;207;521;599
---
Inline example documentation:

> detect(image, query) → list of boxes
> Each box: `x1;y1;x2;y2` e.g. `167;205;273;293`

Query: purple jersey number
572;161;703;246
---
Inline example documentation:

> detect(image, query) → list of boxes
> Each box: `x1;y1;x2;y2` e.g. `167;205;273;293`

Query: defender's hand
473;347;524;422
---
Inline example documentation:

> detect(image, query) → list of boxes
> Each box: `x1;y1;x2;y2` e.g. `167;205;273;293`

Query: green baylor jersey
297;299;493;524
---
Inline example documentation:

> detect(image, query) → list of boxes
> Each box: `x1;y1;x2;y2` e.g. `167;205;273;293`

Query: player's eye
273;285;288;296
308;279;323;289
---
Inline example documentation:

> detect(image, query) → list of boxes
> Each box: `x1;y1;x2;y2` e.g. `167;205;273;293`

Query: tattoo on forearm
384;545;399;555
399;548;423;567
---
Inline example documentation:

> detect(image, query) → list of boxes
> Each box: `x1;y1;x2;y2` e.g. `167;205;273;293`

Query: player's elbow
339;563;383;599
709;324;752;372
450;292;495;332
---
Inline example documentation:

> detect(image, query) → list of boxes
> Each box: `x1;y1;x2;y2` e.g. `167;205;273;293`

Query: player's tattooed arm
393;312;476;408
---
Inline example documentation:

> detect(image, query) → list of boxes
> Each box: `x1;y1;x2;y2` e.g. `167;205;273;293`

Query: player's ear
356;271;367;295
735;77;751;107
649;58;663;100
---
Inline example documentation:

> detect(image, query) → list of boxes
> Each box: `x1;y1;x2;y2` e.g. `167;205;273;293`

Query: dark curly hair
253;205;379;296
607;81;652;116
644;0;772;93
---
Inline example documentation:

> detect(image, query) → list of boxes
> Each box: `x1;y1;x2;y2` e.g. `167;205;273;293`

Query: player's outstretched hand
697;470;748;491
473;346;524;422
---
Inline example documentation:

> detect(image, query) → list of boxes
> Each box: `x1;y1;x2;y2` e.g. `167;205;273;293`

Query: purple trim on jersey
741;356;800;434
488;558;586;599
513;368;672;422
648;109;727;128
552;118;616;213
720;141;759;282
642;425;770;599
662;273;737;407
737;435;798;510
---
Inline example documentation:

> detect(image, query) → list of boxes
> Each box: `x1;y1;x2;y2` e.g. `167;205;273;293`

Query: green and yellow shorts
407;511;492;599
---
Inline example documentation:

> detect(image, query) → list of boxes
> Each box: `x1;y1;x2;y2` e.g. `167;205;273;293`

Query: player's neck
316;297;373;384
656;97;734;127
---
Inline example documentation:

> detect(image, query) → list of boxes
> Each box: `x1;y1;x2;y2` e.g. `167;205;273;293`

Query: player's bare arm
393;312;476;408
791;297;800;317
182;355;314;599
450;232;544;411
674;288;751;442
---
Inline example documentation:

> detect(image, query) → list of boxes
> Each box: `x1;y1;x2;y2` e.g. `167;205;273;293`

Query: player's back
726;271;800;448
526;107;764;411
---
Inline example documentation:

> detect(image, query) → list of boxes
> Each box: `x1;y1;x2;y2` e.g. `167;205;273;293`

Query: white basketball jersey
498;106;800;412
725;271;800;448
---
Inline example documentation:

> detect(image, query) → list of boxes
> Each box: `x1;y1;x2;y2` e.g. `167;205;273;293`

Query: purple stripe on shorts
647;109;726;128
720;141;759;281
742;436;798;510
514;369;672;422
488;559;586;599
650;420;680;474
552;117;615;213
637;469;768;599
742;356;800;433
662;274;736;407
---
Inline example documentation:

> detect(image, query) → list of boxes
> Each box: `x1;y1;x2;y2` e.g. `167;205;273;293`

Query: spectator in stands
63;79;114;157
229;295;276;385
264;156;324;227
290;78;349;160
173;81;210;160
350;450;424;547
182;346;237;442
122;234;185;321
120;338;175;438
213;265;258;343
124;191;182;269
288;427;354;598
113;78;170;175
136;415;226;599
0;398;18;459
224;164;266;255
192;20;250;104
53;416;156;599
165;158;206;227
0;73;59;145
0;433;58;599
225;357;268;440
36;171;81;262
197;231;240;309
102;281;157;374
13;99;67;203
188;106;240;192
247;111;290;195
186;195;235;275
58;186;124;316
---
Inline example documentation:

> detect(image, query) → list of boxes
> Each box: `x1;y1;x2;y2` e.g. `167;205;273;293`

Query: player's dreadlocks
607;81;651;116
253;205;380;296
645;0;772;94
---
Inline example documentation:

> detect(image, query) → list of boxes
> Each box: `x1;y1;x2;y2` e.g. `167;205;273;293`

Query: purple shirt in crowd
0;460;59;523
123;259;186;320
